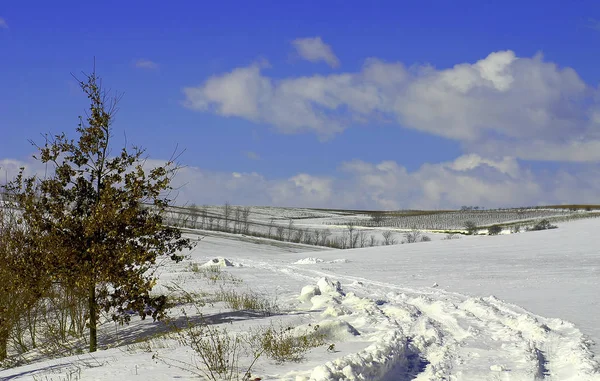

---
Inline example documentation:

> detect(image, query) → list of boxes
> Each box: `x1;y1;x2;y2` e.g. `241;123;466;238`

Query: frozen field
1;218;599;380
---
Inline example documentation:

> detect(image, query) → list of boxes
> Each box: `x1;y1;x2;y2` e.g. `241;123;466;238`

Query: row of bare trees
167;203;252;235
167;205;434;249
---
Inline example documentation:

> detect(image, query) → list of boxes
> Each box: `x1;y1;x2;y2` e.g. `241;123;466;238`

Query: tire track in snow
235;257;600;380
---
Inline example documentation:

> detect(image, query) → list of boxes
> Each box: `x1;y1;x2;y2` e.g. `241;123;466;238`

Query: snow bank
317;277;344;295
304;330;409;381
293;257;350;264
316;320;361;340
294;257;325;264
200;257;238;267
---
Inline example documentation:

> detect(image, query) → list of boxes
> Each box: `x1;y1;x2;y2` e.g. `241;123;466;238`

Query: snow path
233;256;600;380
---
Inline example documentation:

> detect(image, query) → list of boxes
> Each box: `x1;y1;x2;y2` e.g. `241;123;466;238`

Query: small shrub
169;320;258;381
216;289;279;316
529;219;557;231
443;233;461;240
381;230;397;245
403;228;422;244
488;225;502;235
191;264;242;285
420;235;431;242
249;323;326;363
463;221;478;235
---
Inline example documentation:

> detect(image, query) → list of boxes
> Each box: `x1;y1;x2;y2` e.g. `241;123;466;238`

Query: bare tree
346;223;356;249
304;229;314;245
233;206;242;234
382;230;397;245
320;229;332;246
339;231;349;249
223;201;231;232
369;212;384;225
242;206;251;234
200;205;208;229
276;226;285;241
189;204;200;229
293;229;304;243
358;230;368;248
313;229;321;246
267;218;275;239
286;219;294;241
369;234;377;247
351;233;359;248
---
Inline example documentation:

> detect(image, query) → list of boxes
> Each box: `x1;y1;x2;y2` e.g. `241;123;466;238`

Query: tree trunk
0;323;9;360
88;282;97;352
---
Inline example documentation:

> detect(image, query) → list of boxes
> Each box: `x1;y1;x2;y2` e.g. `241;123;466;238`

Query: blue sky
2;0;600;209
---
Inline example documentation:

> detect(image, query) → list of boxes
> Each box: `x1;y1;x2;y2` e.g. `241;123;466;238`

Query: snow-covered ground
1;218;599;380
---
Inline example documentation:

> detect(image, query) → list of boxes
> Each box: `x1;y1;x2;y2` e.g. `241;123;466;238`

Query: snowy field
166;205;600;248
1;218;599;380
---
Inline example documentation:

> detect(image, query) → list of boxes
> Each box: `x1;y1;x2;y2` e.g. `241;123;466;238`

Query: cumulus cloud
0;157;49;181
0;17;8;29
291;37;340;68
170;155;600;209
183;50;600;161
134;59;159;70
2;154;599;209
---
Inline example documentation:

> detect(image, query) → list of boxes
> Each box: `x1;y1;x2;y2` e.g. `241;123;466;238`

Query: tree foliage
0;204;49;360
5;70;192;353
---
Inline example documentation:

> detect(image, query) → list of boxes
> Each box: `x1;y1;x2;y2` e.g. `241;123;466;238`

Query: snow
1;218;600;380
295;257;325;264
294;258;350;265
201;256;238;267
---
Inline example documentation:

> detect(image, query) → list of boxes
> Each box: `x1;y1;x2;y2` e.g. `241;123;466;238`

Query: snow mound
317;277;344;295
306;330;409;381
294;257;324;264
322;305;350;317
201;257;238;268
299;285;321;302
315;320;360;340
299;278;345;307
293;258;349;264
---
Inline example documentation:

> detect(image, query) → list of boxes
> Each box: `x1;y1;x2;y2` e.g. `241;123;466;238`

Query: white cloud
184;50;600;161
4;154;599;210
166;155;600;209
0;17;8;29
184;65;270;121
134;59;159;70
0;157;49;182
292;37;340;68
